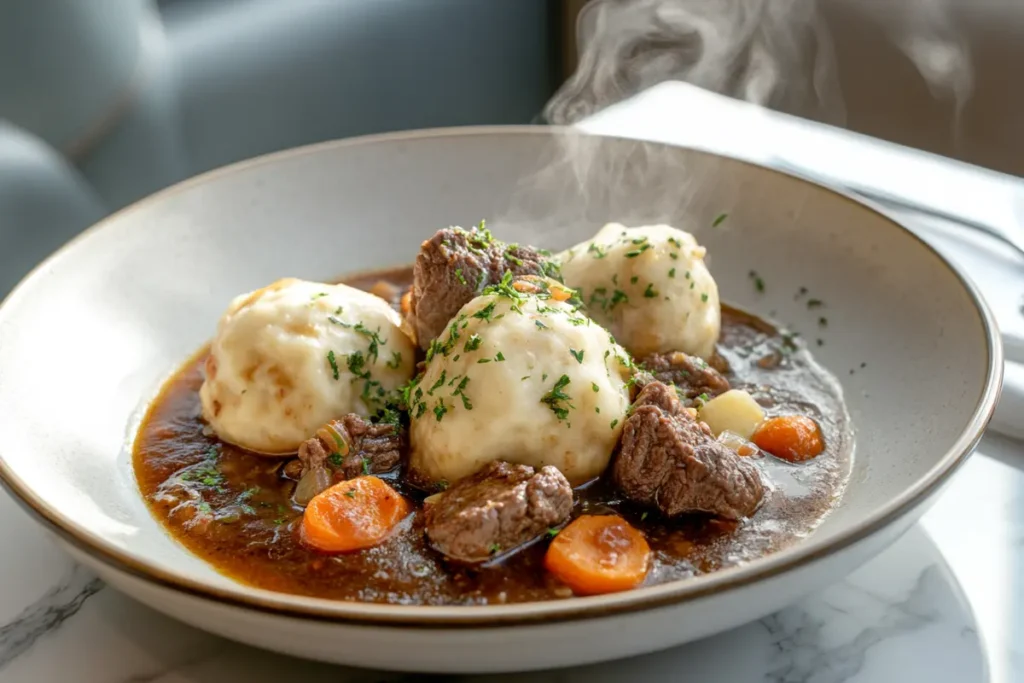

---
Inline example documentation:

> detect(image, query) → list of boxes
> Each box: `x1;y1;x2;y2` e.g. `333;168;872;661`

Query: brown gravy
133;266;853;605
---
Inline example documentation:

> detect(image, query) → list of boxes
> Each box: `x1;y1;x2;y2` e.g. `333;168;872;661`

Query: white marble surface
3;436;1022;682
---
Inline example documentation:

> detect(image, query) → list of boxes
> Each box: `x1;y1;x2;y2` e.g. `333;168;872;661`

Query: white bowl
0;127;1002;673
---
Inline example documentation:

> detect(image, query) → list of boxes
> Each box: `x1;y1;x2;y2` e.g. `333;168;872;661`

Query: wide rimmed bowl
0;127;1002;673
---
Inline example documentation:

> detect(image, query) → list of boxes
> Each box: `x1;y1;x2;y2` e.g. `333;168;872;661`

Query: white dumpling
559;223;720;360
200;278;416;454
408;281;632;487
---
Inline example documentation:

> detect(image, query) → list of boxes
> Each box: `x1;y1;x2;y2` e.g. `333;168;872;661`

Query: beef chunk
638;351;730;402
297;414;404;481
425;460;573;563
407;226;557;348
612;381;764;520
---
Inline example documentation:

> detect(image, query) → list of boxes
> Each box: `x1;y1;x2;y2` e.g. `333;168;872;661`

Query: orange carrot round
301;476;410;553
544;515;650;595
752;415;824;462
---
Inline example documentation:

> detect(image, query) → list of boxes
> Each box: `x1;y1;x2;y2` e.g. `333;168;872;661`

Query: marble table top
0;431;1020;682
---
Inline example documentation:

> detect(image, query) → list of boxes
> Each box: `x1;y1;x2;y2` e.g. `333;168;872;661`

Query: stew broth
133;266;853;605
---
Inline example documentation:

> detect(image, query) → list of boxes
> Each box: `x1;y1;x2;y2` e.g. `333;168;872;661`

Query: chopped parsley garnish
455;268;468;285
426;338;445;362
362;457;371;475
477;358;492;364
807;299;823;308
749;270;765;292
610;419;619;429
353;323;385;363
570;348;584;364
386;350;402;369
489;543;502;554
197;502;213;515
329;452;343;466
434;400;448;422
535;320;548;330
669;268;676;278
624;244;651;258
644;283;658;299
610;290;629;308
504;245;524;266
311;292;328;300
592;382;600;392
494;351;505;362
701;292;709;303
327;350;340;380
668;236;683;248
482;270;524;302
473;302;497;322
587;242;607;259
327;315;351;328
464;334;483;352
630;276;639;284
669;252;679;260
451;376;472;410
640;511;649;521
695;392;710;406
345;489;356;498
712;213;728;227
818;317;828;327
540;374;574;422
428;370;447;395
546;527;560;538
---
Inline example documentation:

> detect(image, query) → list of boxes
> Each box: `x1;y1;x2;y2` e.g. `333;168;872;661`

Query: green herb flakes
540;374;574;422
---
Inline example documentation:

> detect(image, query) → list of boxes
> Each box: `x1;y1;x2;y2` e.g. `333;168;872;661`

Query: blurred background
2;0;1022;294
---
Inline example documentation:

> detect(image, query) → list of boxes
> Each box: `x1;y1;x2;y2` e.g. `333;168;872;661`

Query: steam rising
544;0;973;129
498;0;974;250
545;0;845;126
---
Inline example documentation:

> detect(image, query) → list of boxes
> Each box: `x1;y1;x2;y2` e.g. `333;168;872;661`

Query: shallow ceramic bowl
0;128;1002;673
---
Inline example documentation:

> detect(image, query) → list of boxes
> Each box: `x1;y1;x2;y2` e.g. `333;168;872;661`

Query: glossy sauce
133;266;853;605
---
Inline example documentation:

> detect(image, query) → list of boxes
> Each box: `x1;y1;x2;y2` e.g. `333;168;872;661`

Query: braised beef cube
298;414;404;481
425;460;573;563
407;226;557;348
612;381;764;520
638;351;730;402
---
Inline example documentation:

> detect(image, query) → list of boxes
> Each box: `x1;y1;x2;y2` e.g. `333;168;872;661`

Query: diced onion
316;421;350;458
717;430;759;457
294;466;332;506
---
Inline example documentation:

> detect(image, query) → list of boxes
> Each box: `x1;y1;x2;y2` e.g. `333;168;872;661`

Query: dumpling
407;277;632;487
559;223;720;360
200;278;416;454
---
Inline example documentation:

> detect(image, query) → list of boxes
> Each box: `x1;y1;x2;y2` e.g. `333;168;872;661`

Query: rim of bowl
0;125;1005;628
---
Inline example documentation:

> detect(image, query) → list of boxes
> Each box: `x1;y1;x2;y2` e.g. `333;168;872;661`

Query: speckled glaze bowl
0;128;1002;673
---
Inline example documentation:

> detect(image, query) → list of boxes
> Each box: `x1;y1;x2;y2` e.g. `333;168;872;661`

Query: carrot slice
301;476;410;553
544;515;651;595
752;415;824;462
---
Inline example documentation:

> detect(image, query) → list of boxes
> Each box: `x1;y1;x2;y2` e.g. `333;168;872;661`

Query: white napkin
577;81;1024;439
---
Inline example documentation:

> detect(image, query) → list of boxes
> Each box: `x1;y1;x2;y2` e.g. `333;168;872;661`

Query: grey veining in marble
0;564;102;670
